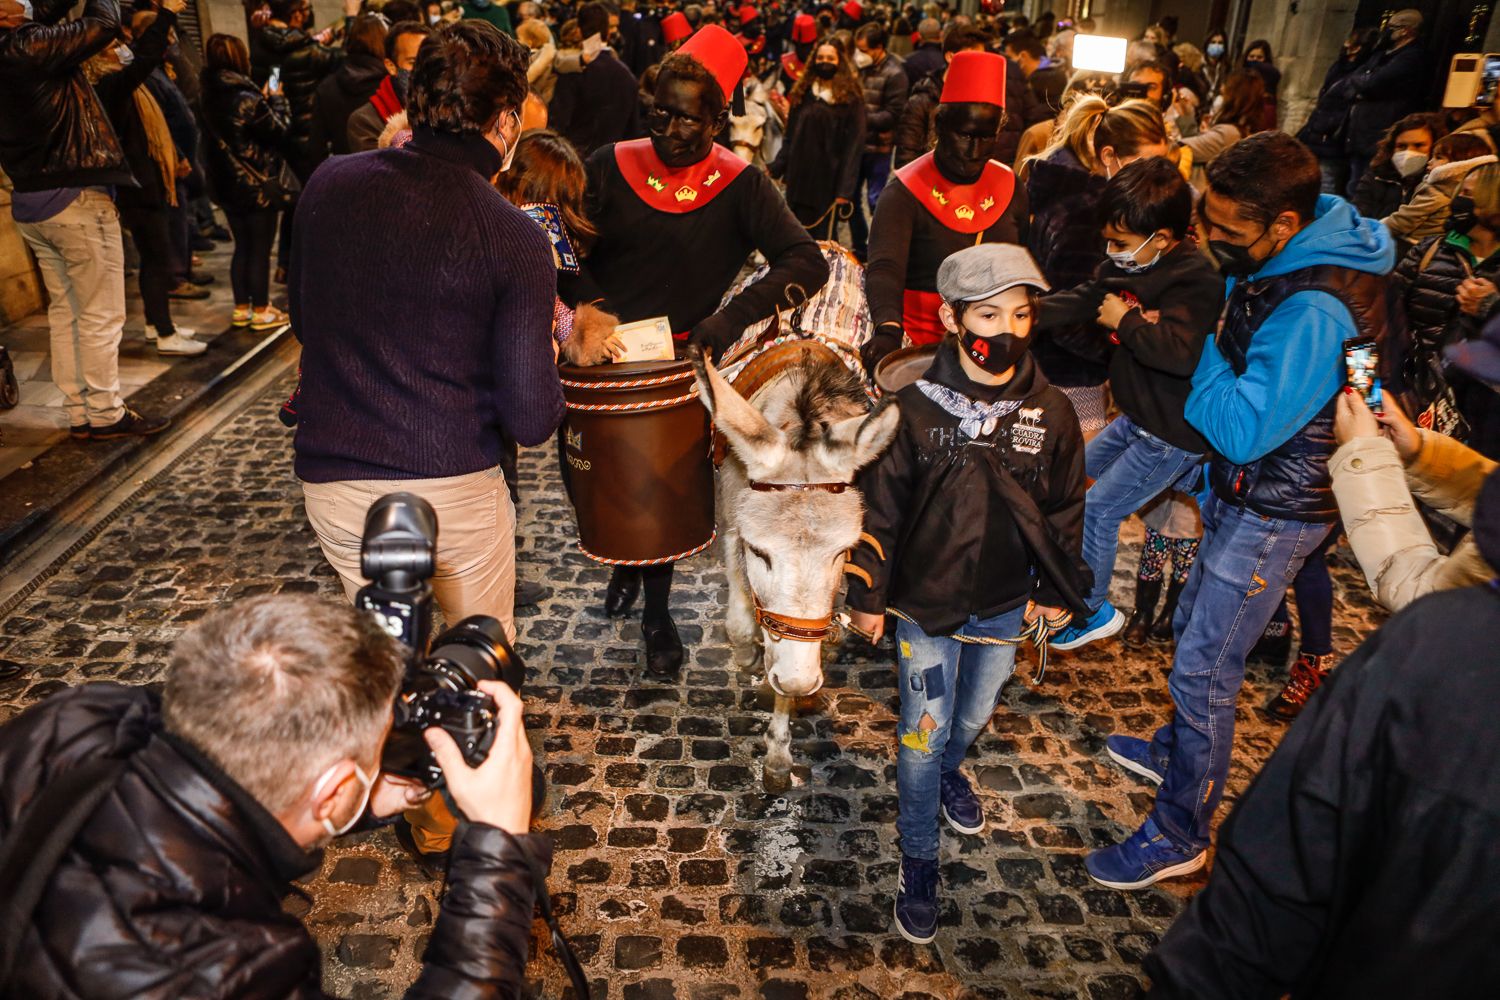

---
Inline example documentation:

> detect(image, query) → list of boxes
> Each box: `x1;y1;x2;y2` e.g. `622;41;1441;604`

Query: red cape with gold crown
892;151;1016;235
614;138;750;215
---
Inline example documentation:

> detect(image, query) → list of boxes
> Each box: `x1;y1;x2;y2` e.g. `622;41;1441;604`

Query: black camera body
356;493;525;789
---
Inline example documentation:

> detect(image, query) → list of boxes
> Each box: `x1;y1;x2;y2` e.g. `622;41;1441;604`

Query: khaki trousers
301;465;517;853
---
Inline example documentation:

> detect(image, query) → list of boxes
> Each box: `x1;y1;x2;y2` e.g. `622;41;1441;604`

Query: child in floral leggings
1123;489;1201;646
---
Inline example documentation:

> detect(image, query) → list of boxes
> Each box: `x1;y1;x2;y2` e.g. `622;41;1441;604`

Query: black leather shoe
605;565;642;617
514;578;550;607
393;818;450;881
643;616;684;677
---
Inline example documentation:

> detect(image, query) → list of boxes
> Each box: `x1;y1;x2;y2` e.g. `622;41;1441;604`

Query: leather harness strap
753;594;839;643
748;481;848;494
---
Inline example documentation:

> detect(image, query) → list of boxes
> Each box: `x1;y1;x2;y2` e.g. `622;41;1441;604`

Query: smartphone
1476;54;1500;106
1344;336;1383;410
268;65;282;92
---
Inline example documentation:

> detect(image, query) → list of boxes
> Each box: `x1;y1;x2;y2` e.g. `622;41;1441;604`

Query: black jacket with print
845;342;1091;635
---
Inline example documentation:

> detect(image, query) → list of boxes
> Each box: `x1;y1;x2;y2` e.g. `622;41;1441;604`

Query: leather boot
1148;578;1187;644
1122;578;1162;648
1265;651;1335;721
605;565;642;617
643;615;684;677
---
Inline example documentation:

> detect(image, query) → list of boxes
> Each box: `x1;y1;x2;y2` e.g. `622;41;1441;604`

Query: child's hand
1096;293;1133;330
1024;601;1065;627
846;610;885;644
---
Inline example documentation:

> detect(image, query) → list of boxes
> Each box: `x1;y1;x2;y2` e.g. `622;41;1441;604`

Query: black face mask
1449;194;1478;235
1208;222;1271;279
810;61;837;80
959;326;1029;374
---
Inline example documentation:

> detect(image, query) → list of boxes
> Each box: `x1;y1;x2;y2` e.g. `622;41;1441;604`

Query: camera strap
519;843;593;998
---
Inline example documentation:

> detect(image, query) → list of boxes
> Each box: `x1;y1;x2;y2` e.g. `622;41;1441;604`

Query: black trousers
115;201;175;336
225;209;278;308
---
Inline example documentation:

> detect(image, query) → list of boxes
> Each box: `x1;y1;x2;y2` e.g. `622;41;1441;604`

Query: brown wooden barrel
558;358;715;564
874;344;938;396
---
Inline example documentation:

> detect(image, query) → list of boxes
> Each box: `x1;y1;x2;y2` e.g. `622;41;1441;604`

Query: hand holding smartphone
1344;336;1382;411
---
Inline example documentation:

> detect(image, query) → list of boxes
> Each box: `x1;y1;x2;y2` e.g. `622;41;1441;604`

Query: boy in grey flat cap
844;242;1093;946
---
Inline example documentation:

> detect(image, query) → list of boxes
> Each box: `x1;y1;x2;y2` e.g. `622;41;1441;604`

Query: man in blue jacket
1087;132;1396;889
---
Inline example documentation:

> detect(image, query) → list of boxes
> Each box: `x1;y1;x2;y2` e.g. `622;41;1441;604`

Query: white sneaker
145;324;196;342
156;333;207;356
143;325;157;342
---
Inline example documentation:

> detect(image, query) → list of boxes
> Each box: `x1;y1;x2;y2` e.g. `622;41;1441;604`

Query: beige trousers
16;189;127;427
301;465;517;854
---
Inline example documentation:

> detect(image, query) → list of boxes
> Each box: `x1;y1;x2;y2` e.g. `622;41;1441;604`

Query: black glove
689;313;739;364
860;329;903;376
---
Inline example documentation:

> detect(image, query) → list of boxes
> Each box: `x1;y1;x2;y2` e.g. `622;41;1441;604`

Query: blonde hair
517;18;550;48
1469;162;1500;219
1173;41;1203;73
1035;94;1166;174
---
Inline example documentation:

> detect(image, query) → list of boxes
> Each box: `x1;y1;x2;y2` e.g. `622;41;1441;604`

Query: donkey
692;347;900;792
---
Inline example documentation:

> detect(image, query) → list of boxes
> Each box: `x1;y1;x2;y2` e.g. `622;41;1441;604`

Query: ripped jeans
895;606;1026;860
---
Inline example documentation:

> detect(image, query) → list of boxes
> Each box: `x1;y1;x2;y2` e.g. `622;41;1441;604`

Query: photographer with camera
0;593;547;998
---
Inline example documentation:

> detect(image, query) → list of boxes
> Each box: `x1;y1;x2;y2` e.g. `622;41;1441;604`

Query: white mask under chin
312;762;375;838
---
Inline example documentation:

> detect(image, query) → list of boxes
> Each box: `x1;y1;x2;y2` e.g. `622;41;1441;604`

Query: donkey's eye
747;544;772;565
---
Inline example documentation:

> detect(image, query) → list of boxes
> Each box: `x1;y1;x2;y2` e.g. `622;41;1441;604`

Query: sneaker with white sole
893;853;940;944
155;333;207;356
1048;601;1126;651
1104;735;1166;785
939;770;985;835
251;307;290;331
147;324;196;342
1086;816;1207;890
231;305;252;328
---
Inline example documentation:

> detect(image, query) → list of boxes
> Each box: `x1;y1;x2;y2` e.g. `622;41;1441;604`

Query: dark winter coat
0;0;131;192
893;72;939;169
310;52;386;158
0;683;551;998
1146;581;1500;999
1296;52;1368;159
89;9;178;212
859;51;908;153
1345;41;1429;158
1025;145;1109;388
1352;160;1418;223
548;50;642;159
1389;233;1500;416
1037;241;1225;453
256;23;343;175
903;41;944;87
845;345;1091;633
769;92;865;224
201;67;294;213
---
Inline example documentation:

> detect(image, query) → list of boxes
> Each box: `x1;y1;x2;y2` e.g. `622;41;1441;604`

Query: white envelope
612;317;676;363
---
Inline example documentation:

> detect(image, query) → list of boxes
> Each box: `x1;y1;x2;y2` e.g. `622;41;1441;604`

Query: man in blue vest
1087;131;1396;889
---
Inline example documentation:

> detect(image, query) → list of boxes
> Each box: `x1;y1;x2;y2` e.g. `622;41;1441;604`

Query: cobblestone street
0;370;1391;999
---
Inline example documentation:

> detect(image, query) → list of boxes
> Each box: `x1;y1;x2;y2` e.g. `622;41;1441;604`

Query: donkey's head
694;350;900;697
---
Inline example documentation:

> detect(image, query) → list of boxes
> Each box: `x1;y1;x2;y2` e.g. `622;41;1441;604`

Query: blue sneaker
893;853;940;944
1086;816;1207;890
939;770;985;835
1105;735;1166;786
1048;601;1126;651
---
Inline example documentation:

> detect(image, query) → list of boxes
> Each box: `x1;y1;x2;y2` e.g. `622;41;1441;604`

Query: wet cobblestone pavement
0;372;1390;998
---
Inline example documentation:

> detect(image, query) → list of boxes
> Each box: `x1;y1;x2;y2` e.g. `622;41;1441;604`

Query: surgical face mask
810;61;837;79
1391;149;1427;178
957;314;1030;374
492;110;521;172
1206;42;1224;59
312;762;375;838
427;12;441;24
853;48;873;69
1107;235;1163;274
1449;194;1478;235
115;44;135;66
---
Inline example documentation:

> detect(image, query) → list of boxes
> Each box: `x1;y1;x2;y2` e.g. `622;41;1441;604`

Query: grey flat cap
936;243;1050;303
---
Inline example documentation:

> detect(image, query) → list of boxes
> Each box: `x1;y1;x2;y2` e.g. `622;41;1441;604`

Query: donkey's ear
821;397;901;474
692;345;788;472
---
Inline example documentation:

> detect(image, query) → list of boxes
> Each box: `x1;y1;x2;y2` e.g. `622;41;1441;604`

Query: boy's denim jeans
1082;414;1203;611
895;607;1026;860
1148;493;1333;852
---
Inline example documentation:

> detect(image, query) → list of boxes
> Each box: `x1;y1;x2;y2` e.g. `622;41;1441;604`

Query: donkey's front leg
763;694;794;793
723;531;762;671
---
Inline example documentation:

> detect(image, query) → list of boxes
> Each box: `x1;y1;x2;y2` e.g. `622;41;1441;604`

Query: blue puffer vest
1209;264;1392;523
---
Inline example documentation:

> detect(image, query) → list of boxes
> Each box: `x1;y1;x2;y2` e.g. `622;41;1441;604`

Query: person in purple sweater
288;20;562;867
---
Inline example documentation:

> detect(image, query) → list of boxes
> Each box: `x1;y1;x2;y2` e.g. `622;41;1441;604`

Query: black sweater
289;127;564;483
573;143;829;354
846;345;1090;633
1037;241;1225;453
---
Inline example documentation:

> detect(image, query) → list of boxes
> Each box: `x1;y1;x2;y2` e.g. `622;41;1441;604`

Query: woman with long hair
1181;69;1265;179
1353;111;1445;221
1242;38;1280;131
769;41;866;241
200;32;294;331
1201;28;1229;100
1026;95;1169;434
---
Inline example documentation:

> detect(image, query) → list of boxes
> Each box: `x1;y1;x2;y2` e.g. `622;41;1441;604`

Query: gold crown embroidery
705;169;722;187
675;185;698;203
955;205;975;221
980;196;995;212
647;175;665;192
931;187;949;206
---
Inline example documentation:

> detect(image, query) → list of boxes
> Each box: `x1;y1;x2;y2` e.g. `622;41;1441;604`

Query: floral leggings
1138;527;1199;585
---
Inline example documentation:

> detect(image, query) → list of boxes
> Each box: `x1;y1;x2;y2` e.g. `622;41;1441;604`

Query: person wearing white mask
286;21;564;871
1035;157;1225;651
849;20;907;260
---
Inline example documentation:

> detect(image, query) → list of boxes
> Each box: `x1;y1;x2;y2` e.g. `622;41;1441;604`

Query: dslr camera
356;492;524;788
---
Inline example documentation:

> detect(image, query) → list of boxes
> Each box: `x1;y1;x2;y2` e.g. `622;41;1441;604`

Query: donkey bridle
744;478;850;643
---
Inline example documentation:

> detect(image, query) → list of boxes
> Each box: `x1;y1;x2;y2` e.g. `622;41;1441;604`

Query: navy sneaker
893;853;940;943
939;770;985;835
1048;601;1126;651
1086;816;1207;890
1104;735;1166;786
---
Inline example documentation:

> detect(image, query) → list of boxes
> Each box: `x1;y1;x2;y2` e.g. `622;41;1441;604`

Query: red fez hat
661;10;691;44
738;3;758;24
677;23;748;102
940;50;1007;108
790;12;816;42
841;0;862;20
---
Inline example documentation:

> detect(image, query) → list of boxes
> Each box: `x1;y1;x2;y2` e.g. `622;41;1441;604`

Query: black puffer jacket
1389;234;1500;414
859;51;907;153
201;67;294;212
0;0;131;192
0;683;550;999
256;23;342;174
1352;160;1418;222
1025;145;1109;387
311;52;386;158
1296;52;1367;159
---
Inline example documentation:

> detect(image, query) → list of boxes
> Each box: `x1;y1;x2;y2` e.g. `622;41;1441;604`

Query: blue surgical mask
1207;42;1225;59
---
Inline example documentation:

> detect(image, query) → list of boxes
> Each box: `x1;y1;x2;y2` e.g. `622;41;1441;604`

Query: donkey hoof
763;767;792;794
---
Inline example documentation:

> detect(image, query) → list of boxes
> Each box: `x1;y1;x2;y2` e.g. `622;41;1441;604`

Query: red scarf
369;75;402;123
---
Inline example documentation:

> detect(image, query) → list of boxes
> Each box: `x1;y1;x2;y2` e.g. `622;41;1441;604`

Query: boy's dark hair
943;24;989;55
1204;130;1321;228
1433;131;1492;164
1002;30;1044;60
382;0;422;23
578;1;611;39
408;21;530;134
1101;156;1192;239
856;22;888;49
387;21;433;60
